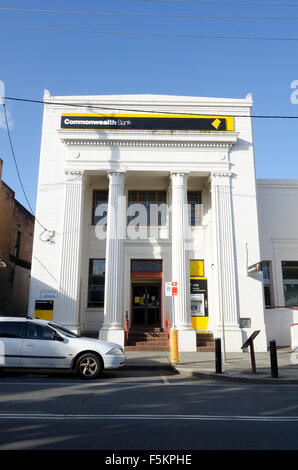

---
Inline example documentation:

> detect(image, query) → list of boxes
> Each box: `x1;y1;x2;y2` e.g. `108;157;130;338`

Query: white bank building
28;92;298;352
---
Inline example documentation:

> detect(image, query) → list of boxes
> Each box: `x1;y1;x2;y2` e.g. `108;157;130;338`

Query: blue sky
1;0;298;212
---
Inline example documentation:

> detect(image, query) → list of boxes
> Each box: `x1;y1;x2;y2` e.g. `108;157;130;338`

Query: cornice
58;129;239;149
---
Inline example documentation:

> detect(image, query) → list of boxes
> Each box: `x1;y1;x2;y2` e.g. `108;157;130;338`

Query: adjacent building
27;92;298;352
0;159;35;316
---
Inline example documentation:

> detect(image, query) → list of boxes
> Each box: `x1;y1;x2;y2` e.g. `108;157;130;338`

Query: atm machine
190;261;208;330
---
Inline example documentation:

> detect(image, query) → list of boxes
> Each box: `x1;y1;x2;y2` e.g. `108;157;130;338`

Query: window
282;261;298;307
187;191;202;226
88;259;105;307
131;259;162;273
0;322;24;338
49;322;79;338
128;191;167;226
25;323;56;340
92;190;108;225
261;261;274;307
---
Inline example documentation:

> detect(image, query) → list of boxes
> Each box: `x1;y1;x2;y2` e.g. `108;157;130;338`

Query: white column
58;170;85;333
99;171;126;347
171;172;196;352
211;171;242;351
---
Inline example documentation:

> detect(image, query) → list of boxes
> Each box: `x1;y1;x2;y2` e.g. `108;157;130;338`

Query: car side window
0;322;24;338
25;323;56;341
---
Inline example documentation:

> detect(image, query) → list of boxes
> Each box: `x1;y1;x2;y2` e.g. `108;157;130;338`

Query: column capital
170;171;189;186
211;171;232;187
65;169;85;184
107;170;126;185
107;170;126;176
170;171;189;177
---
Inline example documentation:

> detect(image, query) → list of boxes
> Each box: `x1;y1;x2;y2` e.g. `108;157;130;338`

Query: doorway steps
83;329;215;352
196;332;215;352
125;326;169;351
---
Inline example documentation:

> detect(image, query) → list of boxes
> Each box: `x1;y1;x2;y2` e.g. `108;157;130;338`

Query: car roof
0;316;50;325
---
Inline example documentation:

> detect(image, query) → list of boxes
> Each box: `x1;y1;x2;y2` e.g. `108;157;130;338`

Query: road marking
0;380;166;386
0;413;298;422
161;375;170;385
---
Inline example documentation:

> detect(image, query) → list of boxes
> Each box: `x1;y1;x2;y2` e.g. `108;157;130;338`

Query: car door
0;321;25;366
21;322;70;369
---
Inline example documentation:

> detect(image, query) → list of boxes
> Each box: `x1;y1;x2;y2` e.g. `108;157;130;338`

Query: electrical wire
1;7;298;21
1;24;298;42
4;95;298;120
143;0;298;7
1;100;50;232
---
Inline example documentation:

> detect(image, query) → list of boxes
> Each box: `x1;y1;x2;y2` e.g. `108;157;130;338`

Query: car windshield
48;322;79;338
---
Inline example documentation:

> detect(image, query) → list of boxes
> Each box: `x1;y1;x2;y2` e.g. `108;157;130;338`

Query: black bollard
215;338;222;374
270;340;278;378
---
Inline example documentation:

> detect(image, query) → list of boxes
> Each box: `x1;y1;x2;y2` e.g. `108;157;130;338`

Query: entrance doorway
132;284;161;326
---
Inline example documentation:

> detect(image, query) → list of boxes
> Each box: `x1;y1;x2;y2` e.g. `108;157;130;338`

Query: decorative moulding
58;130;239;150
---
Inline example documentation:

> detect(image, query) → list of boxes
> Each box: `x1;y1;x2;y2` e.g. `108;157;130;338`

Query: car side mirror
51;332;63;341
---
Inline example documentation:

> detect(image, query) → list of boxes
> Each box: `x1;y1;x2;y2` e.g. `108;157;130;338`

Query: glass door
132;284;161;326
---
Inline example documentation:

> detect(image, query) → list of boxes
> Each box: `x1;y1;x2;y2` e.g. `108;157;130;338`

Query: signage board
35;300;54;321
165;281;178;296
40;290;58;300
61;113;234;131
247;263;261;275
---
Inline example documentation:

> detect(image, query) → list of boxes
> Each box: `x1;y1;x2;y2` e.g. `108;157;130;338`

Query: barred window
131;259;163;273
88;259;105;307
128;191;167;226
187;191;202;226
261;261;274;307
92;190;108;225
282;261;298;307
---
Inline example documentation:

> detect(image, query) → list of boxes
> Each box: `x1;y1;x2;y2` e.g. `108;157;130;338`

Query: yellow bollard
170;329;180;364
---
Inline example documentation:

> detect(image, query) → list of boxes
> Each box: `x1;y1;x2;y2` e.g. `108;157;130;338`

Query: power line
1;7;298;21
4;95;298;120
143;0;298;6
1;23;298;41
1;100;49;232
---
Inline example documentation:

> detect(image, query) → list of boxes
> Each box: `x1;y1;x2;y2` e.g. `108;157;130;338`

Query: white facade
257;180;298;347
28;91;295;353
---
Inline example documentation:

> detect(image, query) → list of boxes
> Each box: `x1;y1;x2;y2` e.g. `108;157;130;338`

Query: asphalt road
1;366;298;452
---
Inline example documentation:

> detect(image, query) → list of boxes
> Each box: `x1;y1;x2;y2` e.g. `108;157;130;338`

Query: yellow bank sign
61;113;234;131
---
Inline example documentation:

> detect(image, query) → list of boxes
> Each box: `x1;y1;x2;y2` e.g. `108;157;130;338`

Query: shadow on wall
0;261;31;317
27;276;105;335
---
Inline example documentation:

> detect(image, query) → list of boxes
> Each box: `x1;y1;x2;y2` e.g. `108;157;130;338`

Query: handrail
165;311;170;344
124;311;129;346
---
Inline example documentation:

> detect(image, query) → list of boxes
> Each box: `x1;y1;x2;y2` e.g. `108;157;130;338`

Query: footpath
125;348;298;384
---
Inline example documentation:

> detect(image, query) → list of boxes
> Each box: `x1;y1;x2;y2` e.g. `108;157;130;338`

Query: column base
177;328;197;352
99;327;125;348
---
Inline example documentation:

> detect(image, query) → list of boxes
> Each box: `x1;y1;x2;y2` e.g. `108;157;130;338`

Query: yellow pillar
170;329;180;364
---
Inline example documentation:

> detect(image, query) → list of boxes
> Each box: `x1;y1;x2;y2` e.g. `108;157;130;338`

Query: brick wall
0;158;35;315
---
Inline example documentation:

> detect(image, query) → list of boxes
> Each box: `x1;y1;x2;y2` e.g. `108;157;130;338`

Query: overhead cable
4;95;298;120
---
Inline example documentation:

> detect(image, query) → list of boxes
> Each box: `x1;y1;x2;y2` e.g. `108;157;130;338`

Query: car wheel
75;353;102;380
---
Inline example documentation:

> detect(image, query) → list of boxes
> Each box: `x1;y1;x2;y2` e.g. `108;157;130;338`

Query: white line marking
0;380;164;386
161;375;170;385
0;413;297;422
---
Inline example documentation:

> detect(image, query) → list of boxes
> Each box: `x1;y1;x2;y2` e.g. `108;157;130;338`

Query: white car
0;317;126;379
